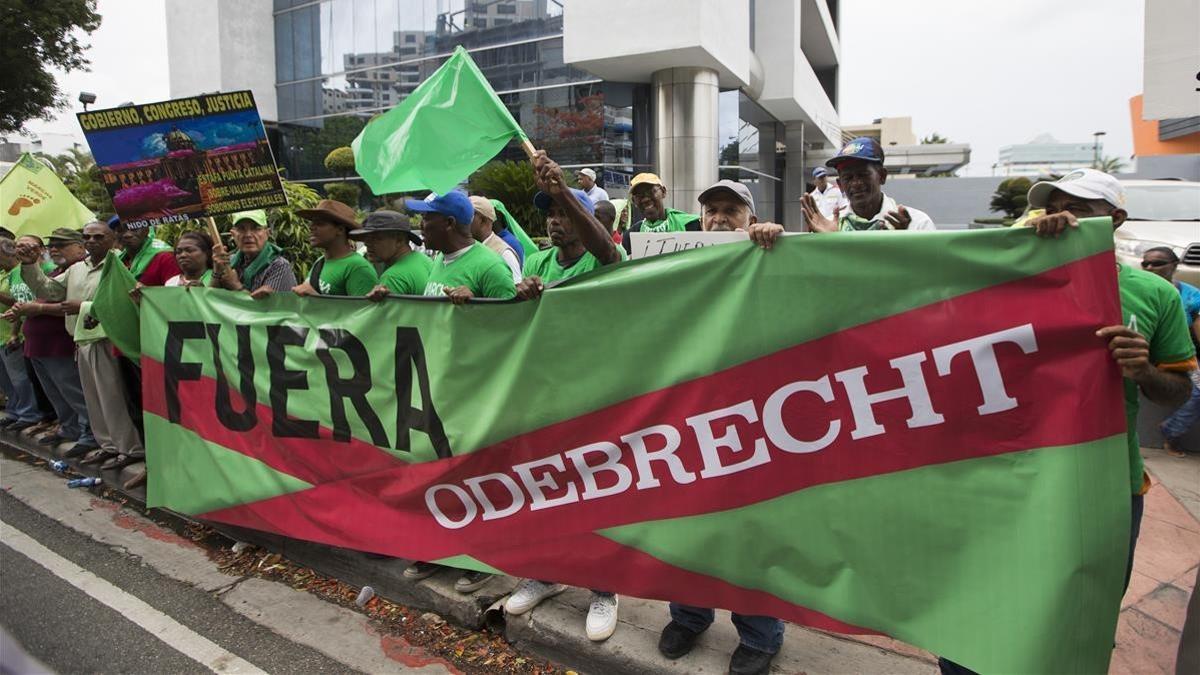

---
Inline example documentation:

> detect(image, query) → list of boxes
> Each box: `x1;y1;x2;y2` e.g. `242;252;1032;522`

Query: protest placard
628;230;749;259
78;91;287;229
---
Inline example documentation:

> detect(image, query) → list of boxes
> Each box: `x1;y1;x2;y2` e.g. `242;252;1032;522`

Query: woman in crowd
165;232;214;288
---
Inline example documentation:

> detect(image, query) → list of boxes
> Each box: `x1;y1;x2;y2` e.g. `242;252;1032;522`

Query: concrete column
783;120;807;229
755;121;779;223
652;67;719;213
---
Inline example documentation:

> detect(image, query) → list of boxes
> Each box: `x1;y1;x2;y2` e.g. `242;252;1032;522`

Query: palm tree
38;147;114;215
1096;156;1126;174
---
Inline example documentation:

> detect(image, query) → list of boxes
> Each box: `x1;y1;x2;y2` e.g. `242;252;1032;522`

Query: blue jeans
1162;383;1200;446
0;345;42;424
669;603;784;654
31;357;94;445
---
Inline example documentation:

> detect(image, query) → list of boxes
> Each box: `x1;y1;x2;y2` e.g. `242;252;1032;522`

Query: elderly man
802;137;934;232
6;229;96;453
211;209;297;296
406;191;515;304
293;200;378;297
621;173;701;254
352;210;432;298
653;178;785;675
576;167;609;204
18;222;145;474
468;196;522;283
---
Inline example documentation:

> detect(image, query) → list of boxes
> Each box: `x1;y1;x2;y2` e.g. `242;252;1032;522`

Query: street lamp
1092;130;1106;169
78;91;96;111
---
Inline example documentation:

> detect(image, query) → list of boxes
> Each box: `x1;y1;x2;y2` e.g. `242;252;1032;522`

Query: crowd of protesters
2;137;1197;675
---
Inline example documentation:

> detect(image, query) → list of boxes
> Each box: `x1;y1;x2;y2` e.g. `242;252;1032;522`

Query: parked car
1113;180;1200;286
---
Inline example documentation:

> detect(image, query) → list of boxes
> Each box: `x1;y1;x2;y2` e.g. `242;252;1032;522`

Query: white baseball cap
578;168;597;180
1027;168;1126;210
468;195;496;222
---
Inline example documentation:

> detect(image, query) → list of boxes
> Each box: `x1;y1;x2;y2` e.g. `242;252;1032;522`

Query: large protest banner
78;91;286;228
139;223;1129;673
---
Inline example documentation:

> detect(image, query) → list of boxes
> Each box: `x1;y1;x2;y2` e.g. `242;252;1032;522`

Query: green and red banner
140;222;1130;673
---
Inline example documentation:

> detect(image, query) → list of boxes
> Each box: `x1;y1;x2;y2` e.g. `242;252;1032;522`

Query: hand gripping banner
140;222;1129;673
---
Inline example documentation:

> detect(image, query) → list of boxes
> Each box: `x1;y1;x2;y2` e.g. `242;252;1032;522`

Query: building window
497;3;516;13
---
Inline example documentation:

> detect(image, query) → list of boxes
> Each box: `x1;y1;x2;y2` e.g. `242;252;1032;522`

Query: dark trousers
670;603;784;654
938;494;1145;675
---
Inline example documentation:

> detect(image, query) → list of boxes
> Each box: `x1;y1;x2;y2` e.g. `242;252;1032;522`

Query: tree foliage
989;176;1032;219
38;147;113;216
921;133;949;144
1096;156;1126;174
324;181;361;208
467;160;546;237
0;0;101;133
324;146;356;177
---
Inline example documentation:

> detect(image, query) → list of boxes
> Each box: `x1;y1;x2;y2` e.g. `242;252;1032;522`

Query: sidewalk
4;427;1196;674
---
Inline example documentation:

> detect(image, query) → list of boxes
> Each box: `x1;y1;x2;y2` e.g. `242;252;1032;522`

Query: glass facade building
271;0;638;189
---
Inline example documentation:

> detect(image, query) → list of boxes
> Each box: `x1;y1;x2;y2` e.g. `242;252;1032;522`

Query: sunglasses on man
1141;259;1172;269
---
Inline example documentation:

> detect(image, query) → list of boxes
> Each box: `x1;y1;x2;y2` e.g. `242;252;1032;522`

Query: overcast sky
21;0;1144;176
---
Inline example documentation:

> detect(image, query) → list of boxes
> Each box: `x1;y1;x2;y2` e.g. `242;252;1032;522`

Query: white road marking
0;522;267;675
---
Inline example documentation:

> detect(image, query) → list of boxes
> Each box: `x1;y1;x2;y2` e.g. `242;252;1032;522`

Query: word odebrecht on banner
78;91;287;229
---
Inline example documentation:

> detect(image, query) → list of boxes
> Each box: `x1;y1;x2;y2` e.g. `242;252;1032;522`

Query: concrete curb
0;430;936;675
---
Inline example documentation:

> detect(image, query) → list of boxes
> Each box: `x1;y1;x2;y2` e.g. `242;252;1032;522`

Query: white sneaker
585;593;619;642
504;579;566;615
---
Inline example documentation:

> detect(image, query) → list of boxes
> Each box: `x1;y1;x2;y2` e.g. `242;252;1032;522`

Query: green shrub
324;146;356;177
467;160;545;237
325;181;362;208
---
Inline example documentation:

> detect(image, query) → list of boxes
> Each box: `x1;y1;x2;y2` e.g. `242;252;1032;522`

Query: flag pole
204;217;222;248
520;137;537;161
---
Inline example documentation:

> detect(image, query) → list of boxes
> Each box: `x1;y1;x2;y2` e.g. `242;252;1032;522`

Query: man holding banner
621;173;701;255
353;210;432;298
211;210;297;296
407;191;515;304
292;200;378;297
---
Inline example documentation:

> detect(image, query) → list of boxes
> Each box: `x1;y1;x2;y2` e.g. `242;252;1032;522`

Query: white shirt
482;233;523;283
838;194;936;231
584;185;610;204
810;184;847;219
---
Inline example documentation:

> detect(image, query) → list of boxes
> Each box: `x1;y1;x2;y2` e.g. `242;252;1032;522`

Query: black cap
349;209;422;245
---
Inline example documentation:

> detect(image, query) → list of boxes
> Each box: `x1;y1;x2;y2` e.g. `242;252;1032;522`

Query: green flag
352;46;527;196
491;199;538;257
91;250;141;359
0;153;94;237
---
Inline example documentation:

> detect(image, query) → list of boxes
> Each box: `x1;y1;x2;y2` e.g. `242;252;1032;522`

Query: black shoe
658;620;703;659
728;644;775;675
101;454;137;471
38;433;71;446
62;442;99;459
5;420;37;433
454;570;492;593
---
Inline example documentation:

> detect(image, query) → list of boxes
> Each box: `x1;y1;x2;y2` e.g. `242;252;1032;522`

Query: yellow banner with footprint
0;153;95;237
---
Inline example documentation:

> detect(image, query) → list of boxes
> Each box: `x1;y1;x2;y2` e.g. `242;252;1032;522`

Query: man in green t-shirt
934;168;1197;675
350;209;432;299
516;152;625;300
405;191;515;304
293;199;378;297
620;172;700;255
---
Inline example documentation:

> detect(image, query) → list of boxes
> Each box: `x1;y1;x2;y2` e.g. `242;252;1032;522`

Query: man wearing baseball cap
110;215;181;285
808;166;846;220
468;195;522;284
621;172;701;254
352;210;432;298
936;169;1197;675
653;178;784;675
211;210;297;297
405;191;514;304
576;167;609;204
506;150;625;641
293;199;378;297
802;136;934;232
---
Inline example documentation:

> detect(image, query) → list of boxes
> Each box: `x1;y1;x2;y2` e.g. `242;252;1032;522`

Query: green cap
230;209;269;228
47;227;84;244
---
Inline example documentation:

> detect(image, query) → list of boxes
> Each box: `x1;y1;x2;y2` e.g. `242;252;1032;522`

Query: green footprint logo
7;194;41;216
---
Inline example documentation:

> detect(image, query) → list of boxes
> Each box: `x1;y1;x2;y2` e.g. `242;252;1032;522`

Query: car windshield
1123;184;1200;221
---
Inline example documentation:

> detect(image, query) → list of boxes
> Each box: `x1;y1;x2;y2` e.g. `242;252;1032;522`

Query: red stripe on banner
182;252;1124;563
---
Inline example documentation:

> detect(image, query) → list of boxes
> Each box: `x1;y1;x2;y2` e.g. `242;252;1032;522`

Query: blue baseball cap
812;167;828;178
404;191;474;225
107;215;121;229
826;136;885;168
533;188;594;215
